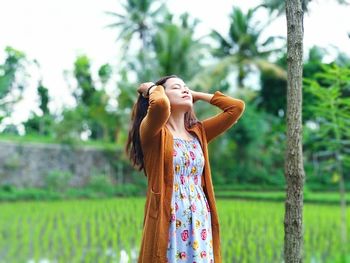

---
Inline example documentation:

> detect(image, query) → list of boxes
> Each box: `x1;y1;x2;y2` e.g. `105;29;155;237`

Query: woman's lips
182;95;190;99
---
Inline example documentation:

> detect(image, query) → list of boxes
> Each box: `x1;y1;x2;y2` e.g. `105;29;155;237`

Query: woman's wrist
191;91;214;103
146;84;157;97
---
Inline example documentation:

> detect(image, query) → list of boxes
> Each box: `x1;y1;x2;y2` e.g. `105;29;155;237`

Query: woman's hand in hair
190;89;199;103
137;82;156;98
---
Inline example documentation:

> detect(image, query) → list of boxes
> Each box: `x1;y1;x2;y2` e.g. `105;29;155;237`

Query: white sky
0;0;350;130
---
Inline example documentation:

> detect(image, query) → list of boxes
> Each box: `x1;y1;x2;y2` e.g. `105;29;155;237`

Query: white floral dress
166;134;214;263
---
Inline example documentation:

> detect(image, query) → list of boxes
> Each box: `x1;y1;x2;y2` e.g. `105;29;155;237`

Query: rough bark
284;1;305;262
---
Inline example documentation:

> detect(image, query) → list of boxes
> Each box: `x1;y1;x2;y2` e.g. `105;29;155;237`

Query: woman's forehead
166;77;185;87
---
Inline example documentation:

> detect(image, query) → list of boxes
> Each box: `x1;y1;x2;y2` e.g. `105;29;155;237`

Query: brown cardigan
138;85;245;263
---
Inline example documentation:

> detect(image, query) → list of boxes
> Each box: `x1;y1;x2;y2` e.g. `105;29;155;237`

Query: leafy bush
44;170;73;192
86;174;113;193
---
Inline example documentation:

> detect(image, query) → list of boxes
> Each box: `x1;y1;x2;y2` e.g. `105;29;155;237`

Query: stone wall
0;140;135;188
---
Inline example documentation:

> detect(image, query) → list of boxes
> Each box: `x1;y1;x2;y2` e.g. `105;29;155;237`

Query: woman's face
163;77;193;111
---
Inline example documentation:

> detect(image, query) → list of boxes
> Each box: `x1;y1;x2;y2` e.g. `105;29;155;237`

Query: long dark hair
125;75;199;173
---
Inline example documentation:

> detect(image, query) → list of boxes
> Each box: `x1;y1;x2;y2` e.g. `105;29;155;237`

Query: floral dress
166;133;214;263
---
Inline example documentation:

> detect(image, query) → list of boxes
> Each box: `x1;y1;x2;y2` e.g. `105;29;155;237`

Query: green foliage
0;47;26;97
1;124;20;135
98;64;112;86
257;46;330;118
86;174;113;193
152;14;207;80
303;63;350;183
37;82;50;115
257;52;287;117
0;183;145;201
54;105;86;143
0;46;28;122
57;55;117;142
22;81;55;136
73;55;96;105
208;6;286;89
209;96;285;186
23;114;54;136
105;0;167;53
0;187;62;201
44;170;73;192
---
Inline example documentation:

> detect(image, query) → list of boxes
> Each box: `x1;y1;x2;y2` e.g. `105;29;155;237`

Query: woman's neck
166;113;191;138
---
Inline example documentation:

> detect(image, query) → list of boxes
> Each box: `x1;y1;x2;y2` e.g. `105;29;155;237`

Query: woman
125;75;245;263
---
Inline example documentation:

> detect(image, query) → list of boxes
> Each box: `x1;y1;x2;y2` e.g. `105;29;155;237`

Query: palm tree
105;0;166;53
105;0;168;79
200;6;286;90
152;13;207;80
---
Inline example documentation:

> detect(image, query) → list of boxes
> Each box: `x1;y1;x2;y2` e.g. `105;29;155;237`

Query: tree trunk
284;1;305;262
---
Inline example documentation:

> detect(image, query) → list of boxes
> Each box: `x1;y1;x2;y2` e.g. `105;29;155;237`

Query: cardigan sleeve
140;85;171;146
202;91;245;144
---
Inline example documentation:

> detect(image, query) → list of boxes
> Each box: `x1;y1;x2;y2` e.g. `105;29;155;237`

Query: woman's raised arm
140;85;171;145
199;90;245;143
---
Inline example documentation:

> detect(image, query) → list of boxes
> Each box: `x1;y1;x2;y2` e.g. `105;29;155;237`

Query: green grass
0;133;119;150
0;185;143;201
1;186;349;205
0;133;60;144
215;190;350;204
0;198;349;263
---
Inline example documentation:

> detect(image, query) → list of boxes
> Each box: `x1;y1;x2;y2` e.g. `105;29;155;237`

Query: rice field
0;198;349;263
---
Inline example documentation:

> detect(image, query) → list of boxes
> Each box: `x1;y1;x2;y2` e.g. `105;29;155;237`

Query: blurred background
0;0;349;262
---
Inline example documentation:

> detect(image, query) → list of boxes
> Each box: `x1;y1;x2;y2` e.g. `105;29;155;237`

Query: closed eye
172;84;186;89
